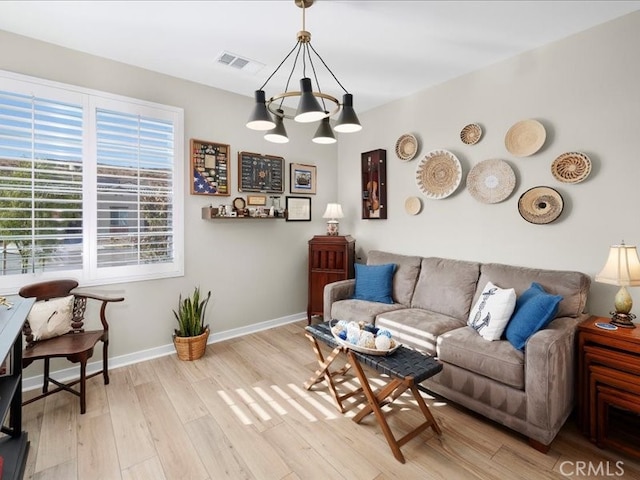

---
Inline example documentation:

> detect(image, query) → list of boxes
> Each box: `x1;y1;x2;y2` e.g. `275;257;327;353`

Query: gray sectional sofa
323;250;591;451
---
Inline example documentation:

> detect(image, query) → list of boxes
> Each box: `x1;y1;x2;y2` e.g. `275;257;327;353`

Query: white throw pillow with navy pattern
467;281;516;341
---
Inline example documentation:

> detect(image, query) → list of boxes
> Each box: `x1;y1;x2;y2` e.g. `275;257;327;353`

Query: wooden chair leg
80;359;87;414
43;358;50;394
102;340;110;385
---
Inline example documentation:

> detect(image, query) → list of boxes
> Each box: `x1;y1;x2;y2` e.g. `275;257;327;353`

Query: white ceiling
1;1;639;113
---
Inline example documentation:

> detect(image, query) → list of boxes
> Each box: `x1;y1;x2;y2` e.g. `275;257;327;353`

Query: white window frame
0;70;184;294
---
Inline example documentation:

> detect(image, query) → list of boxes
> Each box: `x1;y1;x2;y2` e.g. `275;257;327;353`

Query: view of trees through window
0;75;183;288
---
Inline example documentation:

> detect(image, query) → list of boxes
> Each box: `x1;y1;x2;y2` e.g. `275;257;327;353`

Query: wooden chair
19;279;124;414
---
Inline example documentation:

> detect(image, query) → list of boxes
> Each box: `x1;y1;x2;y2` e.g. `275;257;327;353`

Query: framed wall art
285;196;311;222
361;148;387;219
290;162;317;194
247;194;267;207
190;139;230;196
238;151;285;193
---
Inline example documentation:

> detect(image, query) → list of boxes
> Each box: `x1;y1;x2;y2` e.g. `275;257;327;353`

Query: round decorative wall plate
517;186;564;224
415;149;462;199
551;151;592;184
395;134;418;161
505;119;546;157
404;196;422;215
460;123;482;145
466;159;516;204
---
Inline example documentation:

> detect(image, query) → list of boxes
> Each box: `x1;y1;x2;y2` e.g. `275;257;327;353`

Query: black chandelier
246;0;362;144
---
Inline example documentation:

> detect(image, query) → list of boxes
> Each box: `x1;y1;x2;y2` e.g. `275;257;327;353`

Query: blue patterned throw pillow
352;263;396;304
505;282;563;350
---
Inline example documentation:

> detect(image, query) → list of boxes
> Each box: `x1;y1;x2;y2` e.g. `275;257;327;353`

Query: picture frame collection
190;139;317;221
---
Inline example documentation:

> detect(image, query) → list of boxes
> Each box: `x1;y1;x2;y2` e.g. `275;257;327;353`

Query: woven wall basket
174;327;209;361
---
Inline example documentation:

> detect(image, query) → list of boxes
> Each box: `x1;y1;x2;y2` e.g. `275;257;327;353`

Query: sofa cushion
467;281;516;341
331;299;403;325
367;251;422;306
437;326;525;390
410;257;481;321
375;308;466;356
352;263;396;304
473;263;590;319
505;282;563;350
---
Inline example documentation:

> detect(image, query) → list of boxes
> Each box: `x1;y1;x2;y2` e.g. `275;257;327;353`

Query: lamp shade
312;116;336;144
264;110;289;144
294;78;325;123
334;94;362;133
595;243;640;286
322;203;344;220
246;90;276;131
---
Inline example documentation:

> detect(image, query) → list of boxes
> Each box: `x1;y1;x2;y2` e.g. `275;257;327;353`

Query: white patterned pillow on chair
27;295;75;341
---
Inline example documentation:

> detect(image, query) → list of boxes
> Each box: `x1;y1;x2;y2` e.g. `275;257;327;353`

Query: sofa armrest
323;279;355;320
525;313;588;432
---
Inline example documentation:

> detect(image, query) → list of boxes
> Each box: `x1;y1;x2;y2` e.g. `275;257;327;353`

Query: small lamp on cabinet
595;241;640;328
322;203;344;236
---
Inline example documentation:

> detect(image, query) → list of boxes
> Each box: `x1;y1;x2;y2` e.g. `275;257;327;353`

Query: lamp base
609;312;637;329
326;220;339;236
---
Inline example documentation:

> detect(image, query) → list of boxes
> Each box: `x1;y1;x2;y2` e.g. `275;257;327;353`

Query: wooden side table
576;316;640;456
307;235;355;324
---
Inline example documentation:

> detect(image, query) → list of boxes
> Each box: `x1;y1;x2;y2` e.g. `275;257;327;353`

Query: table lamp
322;203;344;236
595;241;640;328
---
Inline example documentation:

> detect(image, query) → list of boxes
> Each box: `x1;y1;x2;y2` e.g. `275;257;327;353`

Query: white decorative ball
375;335;391;350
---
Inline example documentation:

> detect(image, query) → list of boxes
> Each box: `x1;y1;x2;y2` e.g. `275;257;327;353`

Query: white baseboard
23;312;306;392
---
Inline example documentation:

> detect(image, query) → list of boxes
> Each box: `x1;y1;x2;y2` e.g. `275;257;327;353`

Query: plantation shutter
95;109;175;268
0;90;84;276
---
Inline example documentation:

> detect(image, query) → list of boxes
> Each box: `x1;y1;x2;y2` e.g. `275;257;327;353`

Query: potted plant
172;286;211;361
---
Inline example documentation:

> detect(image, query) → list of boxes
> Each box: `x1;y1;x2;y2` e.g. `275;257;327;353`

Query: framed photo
190;139;230;196
290;162;317;195
247;194;267;206
285;196;312;222
238;151;284;193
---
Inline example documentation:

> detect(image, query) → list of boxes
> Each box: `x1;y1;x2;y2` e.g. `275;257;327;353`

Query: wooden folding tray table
304;321;443;463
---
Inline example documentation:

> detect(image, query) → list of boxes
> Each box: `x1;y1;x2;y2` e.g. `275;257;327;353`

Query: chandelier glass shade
246;0;362;143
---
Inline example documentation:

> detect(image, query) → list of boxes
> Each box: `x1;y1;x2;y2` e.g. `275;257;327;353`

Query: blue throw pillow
505;282;563;351
352;263;396;304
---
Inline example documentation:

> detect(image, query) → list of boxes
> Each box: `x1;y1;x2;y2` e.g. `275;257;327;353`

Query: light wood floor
21;321;640;479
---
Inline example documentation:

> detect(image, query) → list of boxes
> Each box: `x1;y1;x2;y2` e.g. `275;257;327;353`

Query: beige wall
1;9;639;375
0;30;339;367
336;11;640;318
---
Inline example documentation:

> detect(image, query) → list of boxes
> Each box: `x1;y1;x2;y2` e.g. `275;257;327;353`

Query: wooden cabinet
0;296;34;480
308;235;355;324
576;316;640;458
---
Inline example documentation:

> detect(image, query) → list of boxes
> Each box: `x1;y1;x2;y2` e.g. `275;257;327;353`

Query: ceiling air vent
216;51;265;74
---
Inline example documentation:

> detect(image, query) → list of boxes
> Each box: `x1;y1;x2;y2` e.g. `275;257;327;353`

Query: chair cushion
27;295;75;341
505;282;563;351
352;263;396;304
467;281;516;341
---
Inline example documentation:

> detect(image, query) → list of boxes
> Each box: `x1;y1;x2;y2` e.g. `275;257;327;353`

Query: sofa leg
528;438;550;453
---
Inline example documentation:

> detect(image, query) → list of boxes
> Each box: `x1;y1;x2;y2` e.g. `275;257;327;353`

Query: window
0;71;184;292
